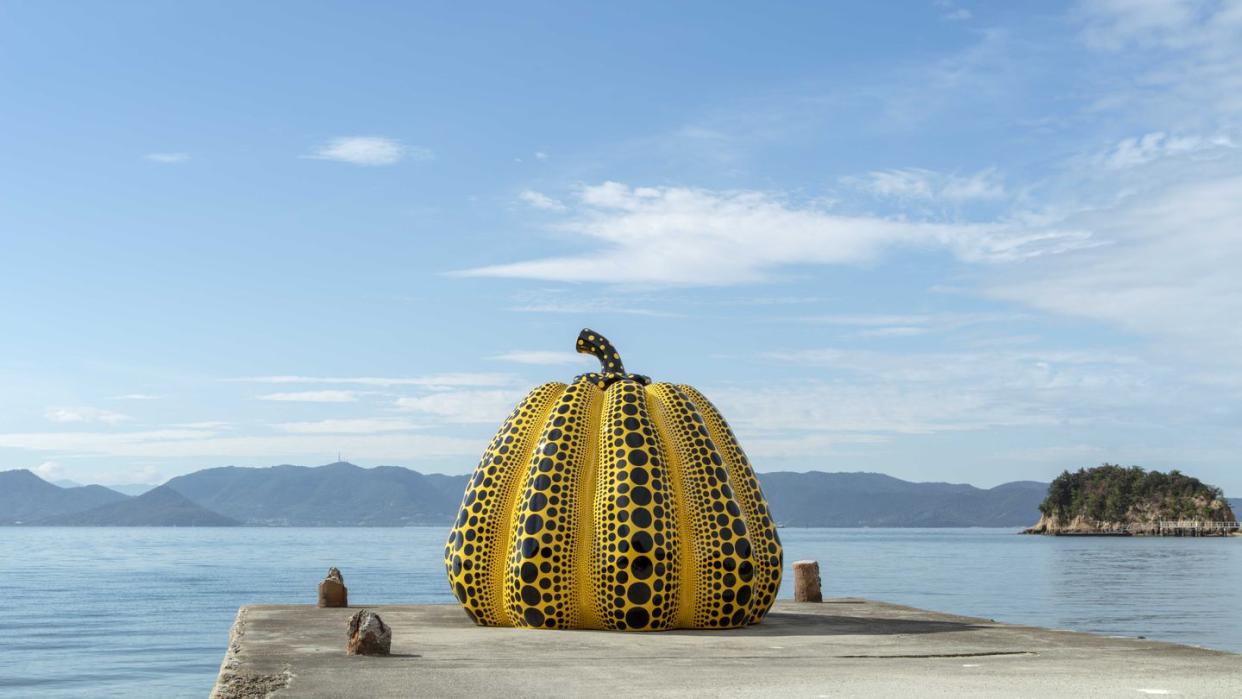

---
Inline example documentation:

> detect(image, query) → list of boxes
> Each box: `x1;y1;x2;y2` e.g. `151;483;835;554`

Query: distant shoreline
7;464;1239;529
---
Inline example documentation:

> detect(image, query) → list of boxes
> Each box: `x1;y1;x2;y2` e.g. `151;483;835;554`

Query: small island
1026;464;1238;536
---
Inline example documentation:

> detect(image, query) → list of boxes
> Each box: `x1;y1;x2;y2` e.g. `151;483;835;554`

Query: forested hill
1027;464;1236;534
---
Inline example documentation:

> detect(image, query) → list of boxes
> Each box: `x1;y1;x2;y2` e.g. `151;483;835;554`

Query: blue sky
2;1;1240;493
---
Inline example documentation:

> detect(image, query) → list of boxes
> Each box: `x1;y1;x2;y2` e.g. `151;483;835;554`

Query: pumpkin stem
576;328;626;374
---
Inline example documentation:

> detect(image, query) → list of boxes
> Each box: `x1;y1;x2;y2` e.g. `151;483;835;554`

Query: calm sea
1;527;1238;697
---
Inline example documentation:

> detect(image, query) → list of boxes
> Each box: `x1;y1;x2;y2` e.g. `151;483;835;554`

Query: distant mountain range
55;479;157;496
0;469;129;523
4;462;1216;529
38;486;239;526
163;463;466;526
757;472;1049;527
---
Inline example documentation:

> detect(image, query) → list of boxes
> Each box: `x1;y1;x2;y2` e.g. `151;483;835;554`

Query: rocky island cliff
1026;464;1237;536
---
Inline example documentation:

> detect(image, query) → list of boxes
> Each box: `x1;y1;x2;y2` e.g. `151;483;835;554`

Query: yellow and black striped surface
444;331;782;631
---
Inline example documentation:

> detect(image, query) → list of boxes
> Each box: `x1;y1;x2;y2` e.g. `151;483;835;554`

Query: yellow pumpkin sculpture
445;329;782;631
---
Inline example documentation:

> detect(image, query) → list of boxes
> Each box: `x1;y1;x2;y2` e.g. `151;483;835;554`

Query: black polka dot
631;531;653;553
521;537;539;558
520;562;537;583
631;556;653;579
626;582;652;605
631;508;652;528
524;514;543;534
735;538;751;558
521;585;541;605
625;607;650;628
630;486;652;506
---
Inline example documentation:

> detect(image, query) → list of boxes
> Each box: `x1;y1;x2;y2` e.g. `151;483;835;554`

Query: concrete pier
212;600;1242;698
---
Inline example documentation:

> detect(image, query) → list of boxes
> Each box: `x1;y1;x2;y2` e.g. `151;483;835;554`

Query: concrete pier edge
210;599;1242;698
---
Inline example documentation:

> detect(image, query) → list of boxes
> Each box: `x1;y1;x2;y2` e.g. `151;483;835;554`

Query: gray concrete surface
211;600;1242;698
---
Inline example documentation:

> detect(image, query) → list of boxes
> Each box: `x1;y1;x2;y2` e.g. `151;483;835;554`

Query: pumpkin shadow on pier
661;612;980;638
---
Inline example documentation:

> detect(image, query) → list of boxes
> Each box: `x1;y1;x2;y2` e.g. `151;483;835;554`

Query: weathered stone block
346;609;392;656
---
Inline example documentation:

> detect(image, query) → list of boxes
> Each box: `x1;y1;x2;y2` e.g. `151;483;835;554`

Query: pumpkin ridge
573;384;605;629
678;384;783;624
505;380;595;628
445;381;566;626
645;384;698;629
593;380;680;630
647;383;754;628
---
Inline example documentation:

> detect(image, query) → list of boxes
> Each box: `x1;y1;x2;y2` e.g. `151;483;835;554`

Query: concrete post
793;560;822;602
318;567;348;608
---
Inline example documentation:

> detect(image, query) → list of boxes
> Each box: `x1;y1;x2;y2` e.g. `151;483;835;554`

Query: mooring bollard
318;567;348;608
793;560;822;602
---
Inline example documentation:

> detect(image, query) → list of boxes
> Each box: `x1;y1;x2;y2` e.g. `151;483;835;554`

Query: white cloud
1077;0;1242;123
257;390;360;403
458;182;1093;285
1101;131;1235;169
846;167;1006;202
798;314;935;327
712;380;1058;440
307;136;424;166
0;428;216;452
935;0;972;21
764;347;1150;392
795;312;1023;338
490;350;592;365
1079;0;1211;52
986;172;1242;372
0;428;478;461
230;373;514;387
737;433;892;460
143;153;190;164
507;290;681;317
44;406;132;425
534;151;549;160
518;189;566;211
34;460;66;480
852;326;928;338
688;344;1194;464
274;418;425;434
394;389;526;423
